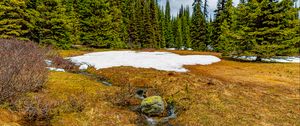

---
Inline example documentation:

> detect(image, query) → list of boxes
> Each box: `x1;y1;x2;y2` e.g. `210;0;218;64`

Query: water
143;101;177;126
78;71;112;86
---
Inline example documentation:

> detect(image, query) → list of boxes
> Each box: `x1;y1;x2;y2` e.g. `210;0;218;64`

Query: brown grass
86;50;300;125
1;50;299;125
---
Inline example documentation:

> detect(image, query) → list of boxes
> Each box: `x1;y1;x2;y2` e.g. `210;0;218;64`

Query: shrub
50;55;79;72
0;39;48;103
17;96;59;125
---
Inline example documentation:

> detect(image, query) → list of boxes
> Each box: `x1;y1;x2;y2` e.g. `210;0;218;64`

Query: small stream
77;71;177;126
144;102;177;126
78;71;113;86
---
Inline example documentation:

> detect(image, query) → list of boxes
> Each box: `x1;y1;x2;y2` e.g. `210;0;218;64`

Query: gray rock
141;96;164;116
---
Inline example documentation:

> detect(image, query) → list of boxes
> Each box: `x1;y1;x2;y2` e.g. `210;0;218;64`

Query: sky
158;0;240;17
158;0;300;17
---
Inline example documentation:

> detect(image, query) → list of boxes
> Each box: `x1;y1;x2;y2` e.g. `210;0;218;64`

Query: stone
141;96;165;116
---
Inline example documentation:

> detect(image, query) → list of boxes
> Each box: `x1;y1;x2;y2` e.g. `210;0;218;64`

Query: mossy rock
141;96;165;116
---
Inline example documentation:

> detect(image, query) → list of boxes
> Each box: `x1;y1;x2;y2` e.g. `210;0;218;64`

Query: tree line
0;0;299;58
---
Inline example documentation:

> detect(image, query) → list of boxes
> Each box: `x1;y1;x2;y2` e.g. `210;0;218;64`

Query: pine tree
175;17;183;49
191;0;206;50
142;0;154;48
120;0;130;48
232;0;300;59
108;0;125;48
0;0;31;40
240;0;246;4
24;0;40;42
35;0;71;49
158;6;166;48
165;0;174;47
127;0;139;48
135;0;145;48
212;0;225;51
204;0;209;19
78;0;116;48
62;0;81;45
150;0;161;48
182;6;191;49
206;18;214;50
217;0;237;53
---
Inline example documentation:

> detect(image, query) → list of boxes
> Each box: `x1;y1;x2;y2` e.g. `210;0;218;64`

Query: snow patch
44;60;52;66
47;67;65;72
79;64;89;70
233;56;300;63
68;51;221;72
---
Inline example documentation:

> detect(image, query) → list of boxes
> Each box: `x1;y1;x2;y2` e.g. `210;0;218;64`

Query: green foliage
191;1;207;50
165;0;175;47
182;7;192;48
0;0;31;40
35;0;71;49
79;0;118;48
228;0;300;58
158;7;166;48
0;0;298;56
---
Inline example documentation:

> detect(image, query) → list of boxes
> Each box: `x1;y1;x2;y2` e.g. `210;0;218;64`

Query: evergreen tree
109;0;126;48
206;18;214;50
127;0;139;48
158;6;166;48
150;0;161;48
62;0;81;45
204;0;209;19
78;0;117;48
0;0;31;40
240;0;246;4
232;0;300;59
165;0;174;47
182;6;191;48
212;0;225;51
191;0;206;50
135;0;145;48
142;0;154;48
35;0;71;48
217;0;237;53
175;17;183;49
120;0;130;47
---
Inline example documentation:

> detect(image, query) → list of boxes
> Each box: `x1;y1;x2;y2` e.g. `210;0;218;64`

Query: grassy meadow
0;49;299;126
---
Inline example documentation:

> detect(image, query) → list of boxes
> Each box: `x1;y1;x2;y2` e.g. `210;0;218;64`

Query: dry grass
1;50;299;125
86;50;300;125
0;72;137;126
0;109;21;126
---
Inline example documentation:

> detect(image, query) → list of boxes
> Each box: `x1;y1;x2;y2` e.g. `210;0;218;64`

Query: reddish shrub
0;39;48;103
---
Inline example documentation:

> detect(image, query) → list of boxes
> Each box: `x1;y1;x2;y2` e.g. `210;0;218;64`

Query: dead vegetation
0;49;299;125
87;56;300;125
0;39;48;103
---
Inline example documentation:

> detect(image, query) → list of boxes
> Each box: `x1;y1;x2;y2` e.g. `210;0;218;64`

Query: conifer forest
1;0;299;58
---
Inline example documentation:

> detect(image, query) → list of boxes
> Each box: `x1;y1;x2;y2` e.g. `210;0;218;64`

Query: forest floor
1;49;299;126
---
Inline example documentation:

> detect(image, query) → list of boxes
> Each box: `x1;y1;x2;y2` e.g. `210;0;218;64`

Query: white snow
44;60;52;66
262;57;300;63
233;56;300;63
47;67;65;72
68;51;221;72
79;64;89;70
165;48;176;50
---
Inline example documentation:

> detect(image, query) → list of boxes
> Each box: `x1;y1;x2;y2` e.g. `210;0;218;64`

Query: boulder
141;96;165;116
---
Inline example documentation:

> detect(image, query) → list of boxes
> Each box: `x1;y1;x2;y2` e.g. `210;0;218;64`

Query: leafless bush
0;39;48;103
17;96;59;125
46;50;79;72
50;56;78;72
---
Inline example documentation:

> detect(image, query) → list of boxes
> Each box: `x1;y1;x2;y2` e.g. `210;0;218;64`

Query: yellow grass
1;50;299;125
